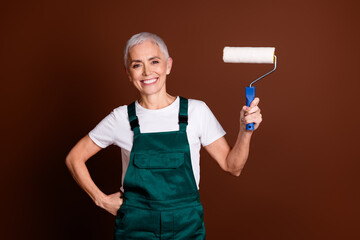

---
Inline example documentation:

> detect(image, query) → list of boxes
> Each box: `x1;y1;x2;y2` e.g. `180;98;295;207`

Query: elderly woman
65;32;262;239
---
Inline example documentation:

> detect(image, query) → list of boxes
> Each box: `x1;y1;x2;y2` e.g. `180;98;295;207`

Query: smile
141;77;158;85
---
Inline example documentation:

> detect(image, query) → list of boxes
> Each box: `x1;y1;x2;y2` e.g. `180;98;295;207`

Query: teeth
143;78;157;84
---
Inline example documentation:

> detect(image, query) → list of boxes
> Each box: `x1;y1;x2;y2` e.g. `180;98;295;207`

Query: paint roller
223;47;277;130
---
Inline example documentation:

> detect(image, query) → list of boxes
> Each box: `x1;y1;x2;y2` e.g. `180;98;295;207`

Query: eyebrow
149;56;160;60
130;56;160;63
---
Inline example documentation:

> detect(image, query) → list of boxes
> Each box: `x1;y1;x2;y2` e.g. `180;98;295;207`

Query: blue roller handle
245;87;255;131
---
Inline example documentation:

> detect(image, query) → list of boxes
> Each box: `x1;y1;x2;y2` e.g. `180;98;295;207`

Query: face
126;40;173;96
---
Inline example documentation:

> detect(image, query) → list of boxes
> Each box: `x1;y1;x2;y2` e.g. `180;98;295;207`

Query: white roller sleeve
223;47;275;64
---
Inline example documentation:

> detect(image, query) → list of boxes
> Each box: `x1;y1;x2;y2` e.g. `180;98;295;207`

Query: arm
65;135;122;216
204;97;262;176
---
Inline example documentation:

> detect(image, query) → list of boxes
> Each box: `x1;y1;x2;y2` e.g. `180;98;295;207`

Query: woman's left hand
240;97;262;131
98;192;123;216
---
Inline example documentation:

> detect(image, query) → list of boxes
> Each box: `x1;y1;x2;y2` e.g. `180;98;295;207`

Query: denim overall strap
127;102;140;135
178;96;188;132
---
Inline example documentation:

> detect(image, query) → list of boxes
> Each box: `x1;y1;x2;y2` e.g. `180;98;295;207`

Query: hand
97;192;123;216
240;97;262;131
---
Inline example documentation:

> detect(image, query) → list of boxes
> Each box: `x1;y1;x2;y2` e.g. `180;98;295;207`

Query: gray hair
123;32;169;68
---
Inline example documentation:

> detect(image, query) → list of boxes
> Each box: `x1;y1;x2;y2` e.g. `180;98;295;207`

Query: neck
138;91;176;110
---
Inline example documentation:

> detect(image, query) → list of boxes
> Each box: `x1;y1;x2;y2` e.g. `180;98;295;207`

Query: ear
166;57;173;75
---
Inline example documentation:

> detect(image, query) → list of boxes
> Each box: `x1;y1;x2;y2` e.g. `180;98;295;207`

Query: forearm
226;130;253;176
65;157;106;207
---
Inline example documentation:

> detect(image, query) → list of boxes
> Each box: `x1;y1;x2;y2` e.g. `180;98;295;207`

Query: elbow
65;153;76;170
65;153;86;170
230;169;242;177
65;155;72;169
225;161;243;177
227;167;242;177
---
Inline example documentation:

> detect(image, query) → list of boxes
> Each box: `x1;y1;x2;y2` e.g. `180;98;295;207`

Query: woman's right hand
98;191;123;216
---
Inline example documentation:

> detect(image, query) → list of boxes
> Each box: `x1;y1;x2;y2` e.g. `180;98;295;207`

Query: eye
151;60;159;64
132;64;140;69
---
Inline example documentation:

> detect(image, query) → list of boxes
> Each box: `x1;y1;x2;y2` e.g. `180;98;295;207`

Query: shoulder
188;98;213;114
112;105;128;115
106;105;128;122
188;98;208;109
187;98;214;125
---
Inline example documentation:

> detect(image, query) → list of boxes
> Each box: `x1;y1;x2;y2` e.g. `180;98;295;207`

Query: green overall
114;97;206;240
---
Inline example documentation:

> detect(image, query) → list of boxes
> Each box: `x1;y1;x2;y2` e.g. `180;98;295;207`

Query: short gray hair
123;32;169;68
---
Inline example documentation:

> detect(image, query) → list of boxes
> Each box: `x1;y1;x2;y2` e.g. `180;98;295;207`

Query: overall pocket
132;152;188;199
115;203;127;228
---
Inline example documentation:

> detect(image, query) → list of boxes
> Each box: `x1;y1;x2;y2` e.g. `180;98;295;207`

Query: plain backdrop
1;0;360;239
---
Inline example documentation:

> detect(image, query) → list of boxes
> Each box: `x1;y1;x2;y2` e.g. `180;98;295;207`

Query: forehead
128;40;164;60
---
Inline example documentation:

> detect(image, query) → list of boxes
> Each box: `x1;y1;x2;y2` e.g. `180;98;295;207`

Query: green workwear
114;97;206;240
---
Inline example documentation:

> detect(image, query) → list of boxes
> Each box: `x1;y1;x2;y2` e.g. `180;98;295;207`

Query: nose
142;63;151;76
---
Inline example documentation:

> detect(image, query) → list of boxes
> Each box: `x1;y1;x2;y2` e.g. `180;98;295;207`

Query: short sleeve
88;110;117;148
199;102;226;147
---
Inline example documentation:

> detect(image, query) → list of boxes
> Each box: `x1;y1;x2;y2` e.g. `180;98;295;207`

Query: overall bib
114;97;206;240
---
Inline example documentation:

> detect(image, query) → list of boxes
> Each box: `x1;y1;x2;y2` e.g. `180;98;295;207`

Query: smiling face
126;40;173;97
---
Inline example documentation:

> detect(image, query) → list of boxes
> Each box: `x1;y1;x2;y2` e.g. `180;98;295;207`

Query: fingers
244;106;260;115
240;97;262;129
241;97;260;115
242;112;262;125
241;109;262;123
250;97;260;108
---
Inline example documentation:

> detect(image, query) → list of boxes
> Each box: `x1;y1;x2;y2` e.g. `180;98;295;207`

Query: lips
140;77;158;85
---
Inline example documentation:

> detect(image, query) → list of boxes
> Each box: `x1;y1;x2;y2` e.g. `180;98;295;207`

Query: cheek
129;70;141;81
158;64;168;75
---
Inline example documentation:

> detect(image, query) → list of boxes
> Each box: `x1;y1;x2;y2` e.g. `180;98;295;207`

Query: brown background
1;0;360;239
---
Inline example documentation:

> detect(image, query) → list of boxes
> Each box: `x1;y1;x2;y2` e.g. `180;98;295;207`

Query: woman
65;32;262;239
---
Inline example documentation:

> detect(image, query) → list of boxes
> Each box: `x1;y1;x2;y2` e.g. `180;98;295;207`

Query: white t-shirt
88;96;226;191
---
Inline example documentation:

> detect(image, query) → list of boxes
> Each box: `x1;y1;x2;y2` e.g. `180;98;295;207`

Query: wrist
94;192;107;208
239;128;253;137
